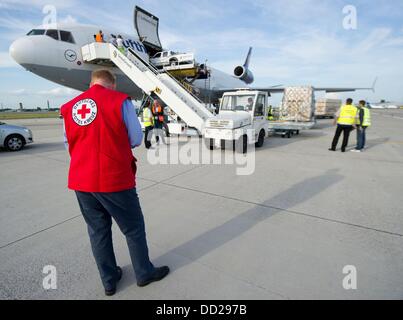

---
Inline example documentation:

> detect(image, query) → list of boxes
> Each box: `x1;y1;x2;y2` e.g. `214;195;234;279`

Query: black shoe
137;266;170;287
328;148;336;152
341;149;346;153
105;266;123;297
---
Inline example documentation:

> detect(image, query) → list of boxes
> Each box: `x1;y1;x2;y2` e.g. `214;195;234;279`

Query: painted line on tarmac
158;182;403;239
0;167;206;250
0;214;81;250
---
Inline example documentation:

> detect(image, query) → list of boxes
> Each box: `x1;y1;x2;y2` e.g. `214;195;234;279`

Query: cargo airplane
9;6;375;103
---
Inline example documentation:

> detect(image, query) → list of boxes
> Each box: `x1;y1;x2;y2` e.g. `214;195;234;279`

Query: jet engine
233;65;254;85
233;47;254;85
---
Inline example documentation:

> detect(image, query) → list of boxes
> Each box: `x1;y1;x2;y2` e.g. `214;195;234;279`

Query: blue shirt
64;99;143;149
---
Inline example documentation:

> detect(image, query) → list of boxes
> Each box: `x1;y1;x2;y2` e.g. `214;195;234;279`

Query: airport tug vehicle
204;88;317;152
204;90;269;153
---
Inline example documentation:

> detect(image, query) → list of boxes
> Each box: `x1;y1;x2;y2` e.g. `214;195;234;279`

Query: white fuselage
9;23;247;101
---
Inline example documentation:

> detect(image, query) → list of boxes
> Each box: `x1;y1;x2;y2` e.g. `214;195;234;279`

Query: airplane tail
243;47;253;68
234;47;254;84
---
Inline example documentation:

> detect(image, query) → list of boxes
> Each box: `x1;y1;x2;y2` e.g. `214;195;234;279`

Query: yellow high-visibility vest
143;108;153;127
362;107;371;127
267;106;274;120
338;104;358;125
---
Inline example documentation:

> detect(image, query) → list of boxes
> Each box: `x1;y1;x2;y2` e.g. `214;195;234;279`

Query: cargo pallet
268;121;316;138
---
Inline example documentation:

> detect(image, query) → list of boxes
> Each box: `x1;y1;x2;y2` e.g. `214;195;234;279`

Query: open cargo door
134;6;163;56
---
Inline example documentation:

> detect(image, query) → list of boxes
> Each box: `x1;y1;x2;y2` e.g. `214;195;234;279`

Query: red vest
61;84;136;193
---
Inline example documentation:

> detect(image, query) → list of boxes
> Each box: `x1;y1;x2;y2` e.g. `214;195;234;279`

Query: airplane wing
213;78;378;95
313;77;378;93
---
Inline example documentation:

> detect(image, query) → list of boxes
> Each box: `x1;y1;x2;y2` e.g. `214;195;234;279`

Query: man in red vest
61;69;169;296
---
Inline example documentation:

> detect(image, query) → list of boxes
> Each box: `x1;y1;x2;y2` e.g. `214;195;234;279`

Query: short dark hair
359;100;366;105
346;98;353;104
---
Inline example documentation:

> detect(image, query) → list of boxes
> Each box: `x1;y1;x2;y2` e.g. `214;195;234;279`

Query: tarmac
1;109;403;300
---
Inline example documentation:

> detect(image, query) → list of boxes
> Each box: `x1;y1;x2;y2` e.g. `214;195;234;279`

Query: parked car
0;121;33;151
150;50;195;68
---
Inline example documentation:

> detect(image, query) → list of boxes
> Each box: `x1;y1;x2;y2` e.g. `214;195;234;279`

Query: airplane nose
9;37;36;66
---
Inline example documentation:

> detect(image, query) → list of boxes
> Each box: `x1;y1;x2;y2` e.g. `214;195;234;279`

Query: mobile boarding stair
81;43;213;136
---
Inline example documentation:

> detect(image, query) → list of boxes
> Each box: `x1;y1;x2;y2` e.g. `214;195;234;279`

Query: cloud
38;87;80;97
0;0;77;10
10;88;28;94
59;15;77;24
0;51;18;68
0;15;36;31
356;28;392;52
384;37;403;47
9;87;80;97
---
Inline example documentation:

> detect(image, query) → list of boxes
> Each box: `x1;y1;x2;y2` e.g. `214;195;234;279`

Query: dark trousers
356;126;367;150
154;121;166;144
75;189;155;290
331;124;353;151
144;126;153;149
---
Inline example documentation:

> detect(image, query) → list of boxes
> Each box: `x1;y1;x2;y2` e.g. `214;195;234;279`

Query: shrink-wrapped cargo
315;99;342;118
279;86;315;122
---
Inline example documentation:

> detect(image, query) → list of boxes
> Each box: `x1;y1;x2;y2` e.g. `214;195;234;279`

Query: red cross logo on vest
78;104;91;119
72;99;98;126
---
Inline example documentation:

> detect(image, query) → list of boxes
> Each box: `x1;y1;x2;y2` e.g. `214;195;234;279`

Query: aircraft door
134;6;163;56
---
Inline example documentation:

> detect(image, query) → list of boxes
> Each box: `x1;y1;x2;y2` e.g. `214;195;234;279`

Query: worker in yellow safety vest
351;100;372;152
329;98;358;153
143;102;154;149
267;105;274;121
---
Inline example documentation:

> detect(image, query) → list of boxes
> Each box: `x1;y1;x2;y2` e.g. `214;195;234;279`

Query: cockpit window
27;29;75;44
46;29;59;40
27;29;45;36
60;30;75;44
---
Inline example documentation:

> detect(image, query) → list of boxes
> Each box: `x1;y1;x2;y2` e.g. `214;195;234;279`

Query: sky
0;0;403;109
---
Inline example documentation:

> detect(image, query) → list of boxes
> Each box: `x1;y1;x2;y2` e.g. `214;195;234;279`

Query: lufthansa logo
72;99;97;126
64;49;77;62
